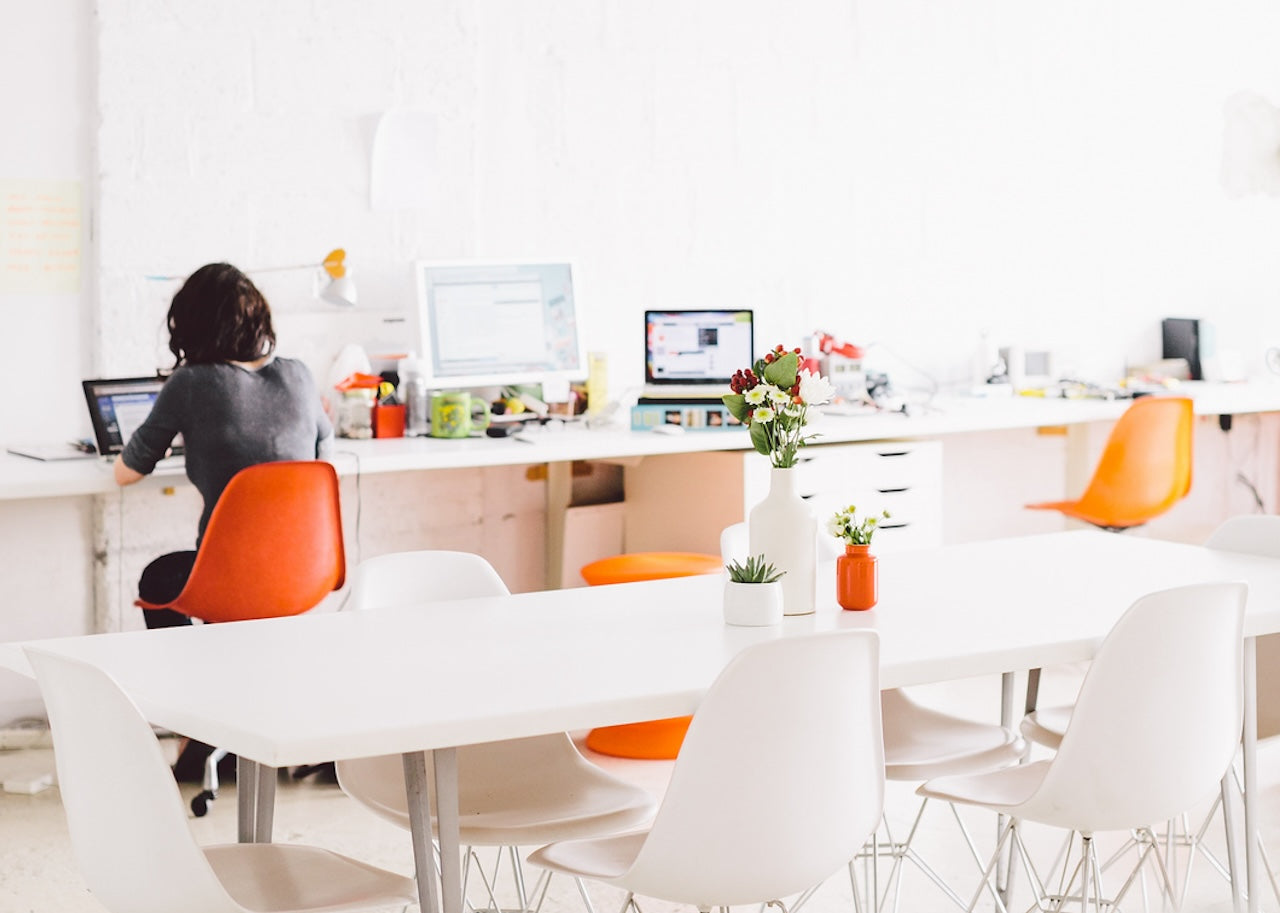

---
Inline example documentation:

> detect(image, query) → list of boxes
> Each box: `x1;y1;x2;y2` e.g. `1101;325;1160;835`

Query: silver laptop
81;376;184;461
641;309;754;400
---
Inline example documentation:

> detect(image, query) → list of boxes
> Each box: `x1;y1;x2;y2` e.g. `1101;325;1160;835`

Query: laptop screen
644;310;754;386
81;376;174;457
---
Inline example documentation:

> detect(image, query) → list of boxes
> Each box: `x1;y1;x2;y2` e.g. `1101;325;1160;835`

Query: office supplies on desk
630;400;741;431
82;376;185;461
430;391;490;438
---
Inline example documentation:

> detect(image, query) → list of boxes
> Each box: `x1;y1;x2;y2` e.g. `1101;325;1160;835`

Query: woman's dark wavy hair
167;263;276;366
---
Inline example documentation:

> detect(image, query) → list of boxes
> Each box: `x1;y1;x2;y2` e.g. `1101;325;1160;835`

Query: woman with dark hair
115;262;333;630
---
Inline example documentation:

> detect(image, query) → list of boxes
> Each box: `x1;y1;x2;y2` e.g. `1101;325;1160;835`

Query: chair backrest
344;549;510;610
1072;396;1194;528
1029;581;1246;833
1205;515;1280;557
172;461;345;623
338;551;610;842
621;630;885;907
719;522;747;564
1207;515;1280;740
25;648;240;913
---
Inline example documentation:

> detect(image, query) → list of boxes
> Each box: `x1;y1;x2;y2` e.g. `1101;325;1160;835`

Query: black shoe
292;761;338;785
172;740;237;784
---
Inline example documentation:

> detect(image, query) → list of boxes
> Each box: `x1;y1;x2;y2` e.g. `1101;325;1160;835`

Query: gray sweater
121;358;333;543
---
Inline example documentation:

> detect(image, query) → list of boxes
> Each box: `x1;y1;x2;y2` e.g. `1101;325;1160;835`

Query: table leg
996;671;1017;906
235;758;276;844
545;461;573;589
403;751;442;913
1244;636;1260;913
254;764;276;843
433;747;462;913
237;756;257;843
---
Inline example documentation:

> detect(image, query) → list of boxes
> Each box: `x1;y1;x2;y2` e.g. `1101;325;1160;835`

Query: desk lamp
253;248;358;307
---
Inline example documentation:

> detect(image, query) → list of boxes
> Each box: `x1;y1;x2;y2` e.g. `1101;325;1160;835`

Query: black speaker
1162;318;1204;381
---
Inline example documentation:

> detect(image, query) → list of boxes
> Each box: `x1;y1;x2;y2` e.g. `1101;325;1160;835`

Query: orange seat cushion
585;717;692;760
580;552;723;586
580;551;719;759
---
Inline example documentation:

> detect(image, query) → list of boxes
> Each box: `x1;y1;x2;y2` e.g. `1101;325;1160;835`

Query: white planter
723;580;784;626
748;467;818;615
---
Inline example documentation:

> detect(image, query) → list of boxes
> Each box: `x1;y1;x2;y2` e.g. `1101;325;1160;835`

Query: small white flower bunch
828;505;891;546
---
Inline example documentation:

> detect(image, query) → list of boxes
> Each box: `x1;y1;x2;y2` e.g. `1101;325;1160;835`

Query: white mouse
650;424;685;435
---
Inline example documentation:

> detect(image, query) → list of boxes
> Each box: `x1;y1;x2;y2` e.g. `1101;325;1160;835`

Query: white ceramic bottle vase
747;467;818;615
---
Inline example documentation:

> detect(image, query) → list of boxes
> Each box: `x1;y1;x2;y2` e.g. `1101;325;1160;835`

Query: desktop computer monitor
413;260;587;390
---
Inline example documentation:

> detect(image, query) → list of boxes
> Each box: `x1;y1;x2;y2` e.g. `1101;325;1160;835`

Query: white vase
748;467;818;615
723;580;784;626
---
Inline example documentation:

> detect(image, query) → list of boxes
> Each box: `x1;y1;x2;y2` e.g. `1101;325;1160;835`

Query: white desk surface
5;380;1279;502
4;530;1279;769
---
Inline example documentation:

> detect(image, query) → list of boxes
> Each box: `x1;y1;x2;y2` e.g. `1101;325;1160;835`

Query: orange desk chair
1026;395;1194;531
135;460;346;814
580;550;723;761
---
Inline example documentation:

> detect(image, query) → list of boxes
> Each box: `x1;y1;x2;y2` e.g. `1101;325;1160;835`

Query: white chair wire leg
870;799;999;912
457;846;595;913
1002;826;1181;913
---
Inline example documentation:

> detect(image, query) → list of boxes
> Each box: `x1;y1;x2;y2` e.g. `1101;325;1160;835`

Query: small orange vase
837;544;878;610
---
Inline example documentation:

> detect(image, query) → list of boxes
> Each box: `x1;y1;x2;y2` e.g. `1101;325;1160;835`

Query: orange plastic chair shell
135;460;346;623
581;550;721;760
1026;396;1194;531
580;552;723;586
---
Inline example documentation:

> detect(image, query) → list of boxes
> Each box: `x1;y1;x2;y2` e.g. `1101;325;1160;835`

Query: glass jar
338;389;375;439
399;357;430;437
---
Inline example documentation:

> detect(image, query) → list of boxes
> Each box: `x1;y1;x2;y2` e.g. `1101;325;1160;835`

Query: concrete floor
0;667;1271;913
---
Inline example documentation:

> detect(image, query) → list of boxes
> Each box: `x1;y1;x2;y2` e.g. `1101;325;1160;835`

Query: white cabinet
743;440;943;554
622;440;943;555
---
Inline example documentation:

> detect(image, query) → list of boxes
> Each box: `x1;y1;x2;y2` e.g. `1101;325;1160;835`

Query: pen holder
373;404;406;439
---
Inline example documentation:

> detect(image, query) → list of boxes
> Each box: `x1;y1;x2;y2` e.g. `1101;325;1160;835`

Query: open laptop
81;376;183;461
641;309;754;400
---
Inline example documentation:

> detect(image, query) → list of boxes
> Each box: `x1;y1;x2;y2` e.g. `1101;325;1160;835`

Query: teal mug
430;392;491;438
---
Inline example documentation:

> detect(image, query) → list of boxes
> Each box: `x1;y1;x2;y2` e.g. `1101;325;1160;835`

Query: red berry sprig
729;368;758;395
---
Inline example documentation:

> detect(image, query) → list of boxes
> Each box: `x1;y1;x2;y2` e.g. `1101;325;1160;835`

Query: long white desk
4;530;1280;913
10;381;1280;500
6;382;1275;603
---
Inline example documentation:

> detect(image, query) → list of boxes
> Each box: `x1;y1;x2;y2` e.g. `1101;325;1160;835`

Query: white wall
11;0;1270;428
0;0;94;723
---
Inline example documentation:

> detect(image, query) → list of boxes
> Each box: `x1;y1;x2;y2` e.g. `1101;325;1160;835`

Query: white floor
0;665;1273;913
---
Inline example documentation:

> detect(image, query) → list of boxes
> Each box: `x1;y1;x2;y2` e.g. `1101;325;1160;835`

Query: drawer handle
879;522;909;530
876;487;910;495
875;451;911;458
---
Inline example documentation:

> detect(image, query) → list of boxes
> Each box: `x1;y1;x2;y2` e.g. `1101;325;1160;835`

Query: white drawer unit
743;440;943;554
623;439;943;556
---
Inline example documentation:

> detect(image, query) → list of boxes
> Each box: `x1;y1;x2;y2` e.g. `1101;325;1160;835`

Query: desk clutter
630;399;741;431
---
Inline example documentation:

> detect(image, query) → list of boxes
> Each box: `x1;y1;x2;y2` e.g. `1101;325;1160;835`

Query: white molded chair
335;550;657;913
920;581;1247;913
721;522;1026;910
25;647;418;913
528;630;886;913
1021;515;1280;905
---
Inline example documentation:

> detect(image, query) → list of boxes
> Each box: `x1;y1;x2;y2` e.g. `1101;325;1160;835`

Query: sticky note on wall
0;179;81;294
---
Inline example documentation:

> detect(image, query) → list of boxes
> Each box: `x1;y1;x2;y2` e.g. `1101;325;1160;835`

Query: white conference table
5;530;1280;913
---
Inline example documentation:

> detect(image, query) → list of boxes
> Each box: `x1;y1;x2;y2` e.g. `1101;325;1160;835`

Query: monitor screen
644;310;754;385
414;261;587;390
